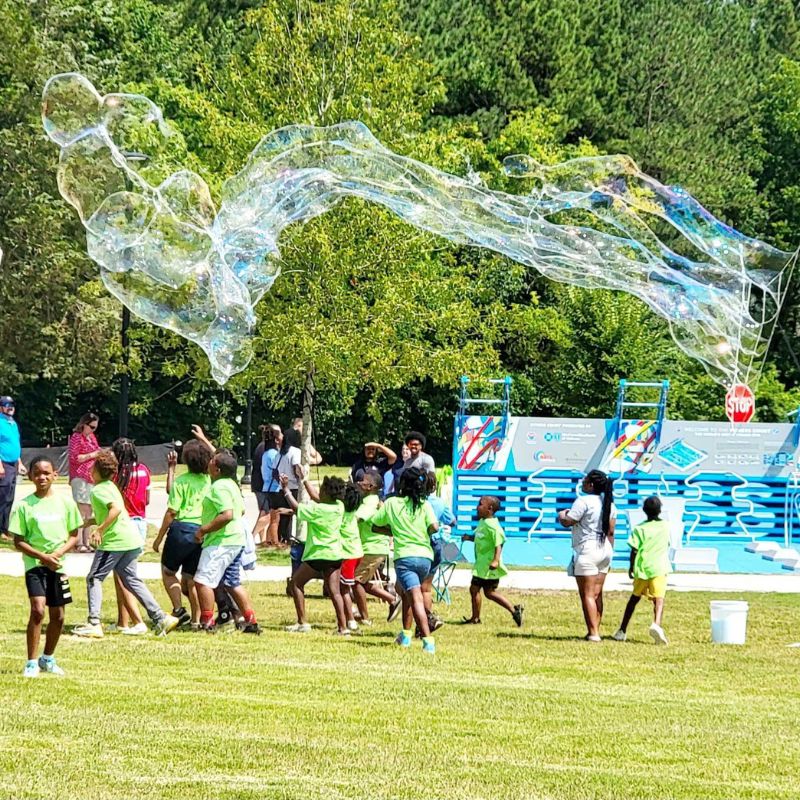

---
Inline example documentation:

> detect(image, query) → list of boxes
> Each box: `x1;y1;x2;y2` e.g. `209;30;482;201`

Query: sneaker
512;605;524;628
285;623;312;633
202;622;217;634
190;622;203;632
72;622;104;639
346;620;359;632
37;655;65;676
215;609;236;629
333;629;351;637
387;597;402;623
173;607;191;628
649;623;668;645
23;660;40;678
154;614;181;636
612;629;627;642
584;634;602;642
120;622;148;636
428;612;444;634
359;618;373;627
422;638;436;655
460;617;482;625
395;630;412;648
240;622;262;635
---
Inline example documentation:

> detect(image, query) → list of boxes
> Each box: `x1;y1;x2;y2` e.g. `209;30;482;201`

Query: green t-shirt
10;493;83;573
91;481;142;552
340;509;363;559
472;517;508;579
201;478;245;548
298;500;344;562
167;471;211;523
357;494;389;556
628;519;671;579
371;496;435;561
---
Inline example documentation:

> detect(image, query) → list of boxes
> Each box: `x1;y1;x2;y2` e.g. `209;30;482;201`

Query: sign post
725;383;755;424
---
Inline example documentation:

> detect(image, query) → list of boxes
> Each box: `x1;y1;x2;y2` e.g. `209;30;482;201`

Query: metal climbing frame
612;379;670;451
455;375;513;442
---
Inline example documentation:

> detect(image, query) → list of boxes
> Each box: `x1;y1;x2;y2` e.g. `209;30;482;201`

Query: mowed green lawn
0;576;799;800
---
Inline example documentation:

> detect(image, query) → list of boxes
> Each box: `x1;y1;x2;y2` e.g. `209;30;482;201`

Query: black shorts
471;576;500;591
26;567;72;607
162;520;202;575
303;558;343;575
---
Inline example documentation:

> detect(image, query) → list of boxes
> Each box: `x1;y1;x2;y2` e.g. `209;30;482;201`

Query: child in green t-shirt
613;495;671;645
461;496;523;627
278;472;348;634
153;439;212;628
72;450;180;639
11;456;82;677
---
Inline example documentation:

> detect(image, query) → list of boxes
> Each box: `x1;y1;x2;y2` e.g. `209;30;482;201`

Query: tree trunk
296;367;315;539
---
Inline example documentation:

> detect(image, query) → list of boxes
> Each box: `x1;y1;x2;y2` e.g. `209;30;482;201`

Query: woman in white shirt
261;427;302;546
558;469;616;642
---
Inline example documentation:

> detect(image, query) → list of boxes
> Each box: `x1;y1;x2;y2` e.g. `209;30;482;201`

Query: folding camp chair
432;526;463;604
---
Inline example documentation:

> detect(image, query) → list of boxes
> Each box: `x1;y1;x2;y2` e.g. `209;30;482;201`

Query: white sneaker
612;629;627;642
285;623;312;633
346;620;359;632
23;660;40;678
72;622;104;639
649;623;668;645
120;622;148;636
359;618;373;627
155;614;180;636
38;656;65;675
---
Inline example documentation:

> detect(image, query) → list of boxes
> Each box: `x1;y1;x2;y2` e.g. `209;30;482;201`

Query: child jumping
339;481;365;631
613;495;670;645
461;496;523;627
73;450;180;638
153;439;212;628
279;472;348;634
11;456;82;676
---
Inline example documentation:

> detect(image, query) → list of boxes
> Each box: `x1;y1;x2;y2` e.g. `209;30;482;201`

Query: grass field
1;577;799;800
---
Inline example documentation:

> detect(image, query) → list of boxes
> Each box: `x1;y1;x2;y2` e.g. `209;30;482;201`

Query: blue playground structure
451;377;800;575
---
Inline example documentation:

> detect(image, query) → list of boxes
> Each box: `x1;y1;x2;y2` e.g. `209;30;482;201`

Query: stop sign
725;383;755;424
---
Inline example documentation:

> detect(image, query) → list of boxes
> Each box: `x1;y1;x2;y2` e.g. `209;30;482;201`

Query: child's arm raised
279;473;301;511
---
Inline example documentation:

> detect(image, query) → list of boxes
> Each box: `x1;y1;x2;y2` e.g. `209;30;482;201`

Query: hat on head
0;396;14;406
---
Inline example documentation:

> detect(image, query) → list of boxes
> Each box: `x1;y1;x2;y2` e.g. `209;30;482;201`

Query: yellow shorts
633;576;667;599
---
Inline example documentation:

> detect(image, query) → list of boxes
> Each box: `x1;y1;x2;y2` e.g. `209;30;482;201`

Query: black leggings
267;490;299;542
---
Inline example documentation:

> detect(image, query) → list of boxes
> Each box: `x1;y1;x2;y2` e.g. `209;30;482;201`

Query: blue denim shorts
395;556;433;592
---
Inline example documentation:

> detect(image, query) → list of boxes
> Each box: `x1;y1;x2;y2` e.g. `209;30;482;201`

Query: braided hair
585;469;614;541
343;481;363;512
398;466;428;511
111;437;139;495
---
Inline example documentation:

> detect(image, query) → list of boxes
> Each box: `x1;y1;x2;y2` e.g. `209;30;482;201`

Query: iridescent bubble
42;72;796;385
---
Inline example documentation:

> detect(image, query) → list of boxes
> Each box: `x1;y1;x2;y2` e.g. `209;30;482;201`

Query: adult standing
68;412;100;553
0;395;26;536
350;442;397;489
250;425;269;545
289;417;322;466
557;469;616;642
262;425;301;546
401;431;435;475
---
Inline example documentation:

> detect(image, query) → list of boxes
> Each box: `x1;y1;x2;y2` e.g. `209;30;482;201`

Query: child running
461;496;523;627
192;449;260;634
352;472;400;625
73;450;180;638
152;439;212;628
11;456;81;676
371;467;439;653
110;437;152;633
339;481;365;631
279;472;348;634
613;495;670;645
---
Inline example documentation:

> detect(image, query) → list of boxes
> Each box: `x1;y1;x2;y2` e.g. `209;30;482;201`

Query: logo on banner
725;383;755;424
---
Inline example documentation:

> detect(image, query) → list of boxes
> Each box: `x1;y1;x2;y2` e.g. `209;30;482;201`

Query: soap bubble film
43;72;796;385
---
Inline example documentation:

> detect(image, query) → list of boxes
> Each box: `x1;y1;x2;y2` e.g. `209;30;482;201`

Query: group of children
10;431;673;676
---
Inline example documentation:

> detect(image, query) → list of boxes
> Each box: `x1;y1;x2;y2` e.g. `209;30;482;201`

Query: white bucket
710;600;749;645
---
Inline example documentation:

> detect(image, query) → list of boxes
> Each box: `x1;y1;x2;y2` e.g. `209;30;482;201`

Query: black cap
0;396;14;406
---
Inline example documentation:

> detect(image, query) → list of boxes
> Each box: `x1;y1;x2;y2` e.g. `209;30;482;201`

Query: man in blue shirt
0;396;25;535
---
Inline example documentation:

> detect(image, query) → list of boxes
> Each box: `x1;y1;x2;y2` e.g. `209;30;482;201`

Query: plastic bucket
710;601;749;645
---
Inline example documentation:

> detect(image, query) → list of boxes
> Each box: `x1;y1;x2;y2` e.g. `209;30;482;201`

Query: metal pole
119;306;130;437
242;386;253;484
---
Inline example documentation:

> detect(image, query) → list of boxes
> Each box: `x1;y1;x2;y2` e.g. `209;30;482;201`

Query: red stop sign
725;383;755;424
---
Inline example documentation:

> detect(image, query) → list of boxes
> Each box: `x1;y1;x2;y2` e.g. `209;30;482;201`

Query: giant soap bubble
42;72;795;385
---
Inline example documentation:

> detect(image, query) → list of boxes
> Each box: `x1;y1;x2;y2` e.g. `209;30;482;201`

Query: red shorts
340;557;362;585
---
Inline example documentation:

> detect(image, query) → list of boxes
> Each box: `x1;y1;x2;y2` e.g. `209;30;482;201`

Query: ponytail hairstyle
585;469;614;541
398;466;428;511
342;481;363;513
112;437;138;495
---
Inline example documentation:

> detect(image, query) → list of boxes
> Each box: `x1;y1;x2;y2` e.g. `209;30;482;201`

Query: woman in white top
558;469;616;642
261;426;302;546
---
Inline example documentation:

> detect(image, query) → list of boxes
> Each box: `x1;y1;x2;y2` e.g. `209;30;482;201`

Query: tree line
1;0;800;463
